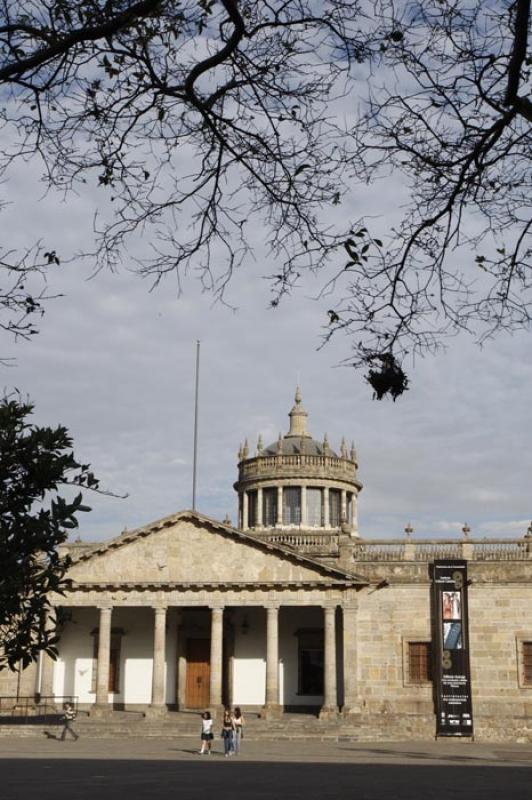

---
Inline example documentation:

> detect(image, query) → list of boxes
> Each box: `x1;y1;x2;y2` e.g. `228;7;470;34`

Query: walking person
221;706;235;757
199;711;214;754
233;707;245;755
59;703;79;741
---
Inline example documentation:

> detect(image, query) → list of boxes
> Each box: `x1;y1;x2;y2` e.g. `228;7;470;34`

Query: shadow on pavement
2;759;532;800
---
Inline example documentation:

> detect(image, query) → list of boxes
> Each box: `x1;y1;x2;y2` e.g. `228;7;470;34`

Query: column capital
342;601;359;612
265;603;280;613
153;605;168;615
209;604;224;614
97;604;113;613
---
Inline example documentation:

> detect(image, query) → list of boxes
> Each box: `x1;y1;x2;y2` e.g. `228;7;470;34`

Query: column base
260;703;283;720
145;705;168;718
341;703;362;715
319;705;339;720
90;704;113;718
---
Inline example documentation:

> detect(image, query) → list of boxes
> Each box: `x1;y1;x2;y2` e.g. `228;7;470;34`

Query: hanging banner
432;559;474;737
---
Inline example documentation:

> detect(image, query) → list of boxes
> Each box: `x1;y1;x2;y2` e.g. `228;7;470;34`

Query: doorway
185;638;210;708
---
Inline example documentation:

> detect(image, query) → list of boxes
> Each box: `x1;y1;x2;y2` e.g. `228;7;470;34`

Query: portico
47;510;365;717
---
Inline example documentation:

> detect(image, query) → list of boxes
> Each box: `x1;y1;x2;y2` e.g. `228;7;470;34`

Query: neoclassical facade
3;389;532;740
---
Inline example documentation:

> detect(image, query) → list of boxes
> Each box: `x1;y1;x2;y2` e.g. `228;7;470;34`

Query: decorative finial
323;433;329;455
238;443;243;461
525;522;532;539
287;386;310;438
276;432;283;454
257;434;263;456
242;438;249;459
462;523;471;539
340;437;348;458
350;441;357;463
223;513;231;526
404;523;414;540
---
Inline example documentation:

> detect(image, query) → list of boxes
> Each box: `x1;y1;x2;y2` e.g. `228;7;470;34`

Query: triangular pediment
66;511;364;586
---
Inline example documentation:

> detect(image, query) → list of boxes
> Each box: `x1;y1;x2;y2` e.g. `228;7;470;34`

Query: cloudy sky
2;57;531;546
4;182;531;545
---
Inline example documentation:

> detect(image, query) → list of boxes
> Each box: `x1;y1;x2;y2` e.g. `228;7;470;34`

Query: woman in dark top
233;707;244;754
222;707;235;757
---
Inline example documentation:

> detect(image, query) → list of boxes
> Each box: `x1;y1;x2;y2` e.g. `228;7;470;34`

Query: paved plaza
2;735;532;800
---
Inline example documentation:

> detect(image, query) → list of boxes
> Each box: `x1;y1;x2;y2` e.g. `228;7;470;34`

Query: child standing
199;711;214;754
60;703;79;741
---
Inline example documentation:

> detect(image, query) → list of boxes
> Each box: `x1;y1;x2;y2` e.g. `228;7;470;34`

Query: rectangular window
262;488;277;526
329;489;341;527
283;487;301;525
408;641;432;684
247;490;257;528
306;488;322;527
523;642;532;685
297;630;324;695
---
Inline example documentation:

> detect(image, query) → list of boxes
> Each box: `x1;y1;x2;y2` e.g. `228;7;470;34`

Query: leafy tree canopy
0;396;97;671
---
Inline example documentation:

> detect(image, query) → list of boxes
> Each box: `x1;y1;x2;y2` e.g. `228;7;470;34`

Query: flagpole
192;340;200;511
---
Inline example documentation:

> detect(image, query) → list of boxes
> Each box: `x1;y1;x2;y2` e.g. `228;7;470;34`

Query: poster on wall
432;560;474;737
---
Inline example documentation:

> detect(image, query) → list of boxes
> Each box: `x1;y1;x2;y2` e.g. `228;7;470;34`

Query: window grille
283;486;301;525
523;642;532;685
262;488;277;526
408;641;432;683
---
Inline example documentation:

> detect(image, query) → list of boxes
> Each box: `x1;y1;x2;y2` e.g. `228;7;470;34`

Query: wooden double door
185;639;210;708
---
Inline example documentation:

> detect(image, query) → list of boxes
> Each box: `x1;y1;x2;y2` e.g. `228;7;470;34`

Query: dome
263;436;338;457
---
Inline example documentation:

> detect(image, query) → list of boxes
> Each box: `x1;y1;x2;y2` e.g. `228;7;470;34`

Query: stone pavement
2;736;532;800
1;732;532;765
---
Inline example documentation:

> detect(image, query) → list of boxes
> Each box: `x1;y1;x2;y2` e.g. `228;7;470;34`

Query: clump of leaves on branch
0;1;530;398
0;396;98;670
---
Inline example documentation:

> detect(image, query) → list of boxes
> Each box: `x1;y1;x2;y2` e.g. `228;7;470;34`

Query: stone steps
0;712;436;741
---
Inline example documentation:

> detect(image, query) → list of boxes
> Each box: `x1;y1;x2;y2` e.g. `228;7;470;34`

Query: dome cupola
234;388;362;549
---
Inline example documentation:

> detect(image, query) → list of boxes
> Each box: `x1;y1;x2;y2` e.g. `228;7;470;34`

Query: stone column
242;492;249;531
209;606;224;710
149;606;167;714
39;608;56;703
301;485;307;527
276;486;283;526
176;611;187;710
341;489;347;522
320;605;338;717
257;487;263;528
94;605;112;711
262;605;281;718
323;487;330;528
342;602;360;714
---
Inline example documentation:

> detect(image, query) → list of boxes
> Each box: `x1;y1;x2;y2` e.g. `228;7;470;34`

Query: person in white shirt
199;711;214;754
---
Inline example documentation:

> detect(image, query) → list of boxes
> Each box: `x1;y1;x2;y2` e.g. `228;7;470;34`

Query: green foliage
0;396;95;671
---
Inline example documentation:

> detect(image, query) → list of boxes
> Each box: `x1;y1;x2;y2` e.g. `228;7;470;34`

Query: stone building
2;388;532;740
